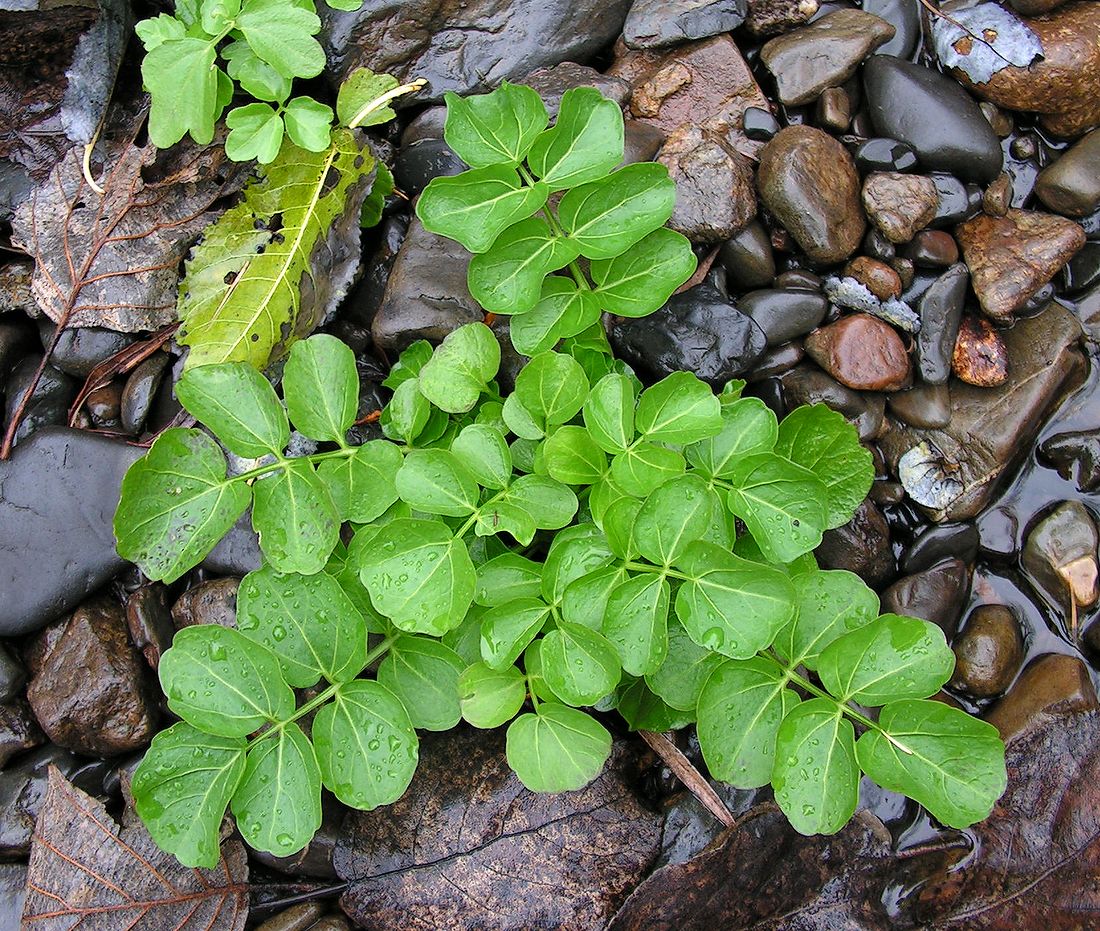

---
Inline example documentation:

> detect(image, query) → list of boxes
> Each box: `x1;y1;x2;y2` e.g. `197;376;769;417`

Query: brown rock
982;173;1012;218
805;314;911;391
952;315;1008;387
25;597;157;756
985;653;1099;743
746;0;819;36
816;86;851;133
949;605;1024;698
757;126;865;264
956;208;1086;321
903;229;959;268
861;172;938;244
814;498;895;587
844;256;901;300
126;583;175;669
953;2;1100;138
609;35;771;160
1034;127;1100;218
171;577;240;629
658;126;756;243
1007;0;1069;14
760;9;895;106
880;557;970;636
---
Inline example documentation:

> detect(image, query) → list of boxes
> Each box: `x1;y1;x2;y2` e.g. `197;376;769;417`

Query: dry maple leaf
21;767;249;931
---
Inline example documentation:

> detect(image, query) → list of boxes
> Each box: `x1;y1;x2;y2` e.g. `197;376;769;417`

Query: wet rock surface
815;498;895;587
861;172;938;245
985;653;1099;743
804;313;910;391
950;605;1024;699
1035;129;1100;219
172;577;241;629
624;0;748;49
952;315;1008;388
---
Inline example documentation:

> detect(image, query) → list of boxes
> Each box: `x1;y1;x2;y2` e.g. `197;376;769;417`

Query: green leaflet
527;87;624;189
252;458;339;575
506;703;612;792
378;636;465;731
178;128;377;370
467;217;579;315
459;662;527;728
443;81;548;168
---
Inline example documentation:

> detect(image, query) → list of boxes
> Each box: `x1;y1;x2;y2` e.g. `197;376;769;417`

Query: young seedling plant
115;84;1007;869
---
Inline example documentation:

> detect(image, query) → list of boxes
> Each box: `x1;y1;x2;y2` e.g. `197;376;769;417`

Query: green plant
117;327;1007;868
414;82;697;355
135;0;372;163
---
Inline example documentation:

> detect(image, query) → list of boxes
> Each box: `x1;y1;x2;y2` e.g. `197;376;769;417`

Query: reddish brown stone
904;229;959;268
985;653;1098;743
844;256;902;300
956;208;1085;321
861;172;938;244
953;2;1100;138
982;173;1012;218
608;35;771;159
952;315;1008;387
804;313;911;391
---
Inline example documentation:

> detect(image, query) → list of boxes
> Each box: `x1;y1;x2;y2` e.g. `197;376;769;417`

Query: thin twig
640;730;736;828
673;245;721;296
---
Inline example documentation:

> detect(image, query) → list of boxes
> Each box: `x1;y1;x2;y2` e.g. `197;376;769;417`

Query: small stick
640;730;736;828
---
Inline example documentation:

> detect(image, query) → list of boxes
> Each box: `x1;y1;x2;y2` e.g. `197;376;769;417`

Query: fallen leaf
21;767;249;931
334;725;662;931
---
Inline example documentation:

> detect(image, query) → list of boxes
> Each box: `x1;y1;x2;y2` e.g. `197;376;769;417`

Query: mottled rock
85;382;122;429
949;605;1024;699
956;208;1085;322
982;173;1012;218
887;382;950;429
172;577;241;629
760;10;894;106
881;302;1086;521
757;126;864;264
26;597;158;757
985;653;1099;743
120;352;170;435
901;522;979;574
745;0;818;36
1035;129;1100;218
915;263;968;385
720;220;775;290
610;35;771;159
1022;500;1099;612
372;218;482;352
0;428;144;636
609;279;766;386
880;557;970;636
844;256;901;300
815;498;895;587
739;288;827;345
126;583;176;669
950;2;1100;139
805;313;910;391
863;55;1003;183
321;0;632;99
952;315;1007;387
0;262;33;315
658;127;756;243
861;172;938;245
624;0;748;49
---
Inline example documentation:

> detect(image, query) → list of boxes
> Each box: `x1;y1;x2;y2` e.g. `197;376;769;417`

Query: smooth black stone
0;643;25;703
120;353;170;435
393;138;465;195
863;56;1003;183
773;269;823;291
38;323;136;379
609;281;766;387
345;214;410;329
4;356;76;448
0;321;33;385
778;364;884;440
1039;430;1100;492
901;523;979;574
1079;204;1100;241
916;263;967;385
880;556;970;636
929;173;982;227
201;510;263;577
900;268;943;306
743;107;780;141
720;220;775;291
864;228;896;261
0;745;80;858
1064;241;1100;295
738;288;827;346
623;120;666;165
0;428;144;636
400;106;448;147
854;137;918;174
863;0;919;57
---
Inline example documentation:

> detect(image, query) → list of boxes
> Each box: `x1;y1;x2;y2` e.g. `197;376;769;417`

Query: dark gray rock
4;355;76;447
0;699;43;767
372;218;482;352
623;120;666;165
742;106;780;141
394;138;465;196
201;510;263;576
120;352;170;435
321;0;632;99
0;643;26;703
609;280;767;386
0;320;34;384
1040;429;1100;492
887;382;950;429
915;263;968;385
901;522;979;575
0;744;80;858
522;63;632;117
880;556;970;636
1064;242;1100;296
930;173;983;227
0;428;143;636
853;138;918;174
862;0;919;57
126;583;175;670
624;0;747;49
815;497;895;588
863;56;1003;183
779;363;885;441
720;220;775;290
738;288;827;345
0;864;26;929
39;322;136;378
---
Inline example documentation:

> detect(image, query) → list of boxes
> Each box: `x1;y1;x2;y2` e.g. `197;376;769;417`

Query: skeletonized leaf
932;2;1043;84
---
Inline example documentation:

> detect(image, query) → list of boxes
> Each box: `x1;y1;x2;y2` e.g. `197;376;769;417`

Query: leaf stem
229;445;358;484
623;559;691;582
347;79;428;130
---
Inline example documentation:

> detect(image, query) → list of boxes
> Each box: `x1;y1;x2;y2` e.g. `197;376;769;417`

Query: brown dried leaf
11;133;246;333
21;767;249;931
334;727;662;931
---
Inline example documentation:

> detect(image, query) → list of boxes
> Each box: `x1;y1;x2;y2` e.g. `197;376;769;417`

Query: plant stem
347;80;428;130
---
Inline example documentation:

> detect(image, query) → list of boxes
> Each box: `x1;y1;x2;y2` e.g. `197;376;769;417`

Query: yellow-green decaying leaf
178;128;378;370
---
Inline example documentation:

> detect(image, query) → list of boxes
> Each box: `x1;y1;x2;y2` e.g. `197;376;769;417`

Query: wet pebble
745;0;819;36
760;9;895;106
779;363;885;440
126;584;176;670
0;644;26;703
854;138;918;174
949;605;1024;699
815;86;851;133
773;269;823;291
982;173;1012;218
844;256;901;300
623;119;667;164
956;208;1085;322
880;556;970;636
902;230;959;268
172;577;241;629
1064;242;1100;296
757;126;864;264
915;262;967;385
0;700;43;768
120;352;170;435
744;341;805;380
720;220;776;289
623;0;748;49
815;497;895;587
952;315;1008;388
39;324;136;379
1039;430;1100;492
930;173;983;227
4;356;76;447
393;138;464;195
255;903;326;931
804;313;910;391
1034;128;1100;218
861;171;938;245
861;0;919;57
887;382;950;429
659;126;757;243
985;653;1099;743
737;288;827;345
1021;500;1099;612
85;382;122;429
0;745;79;857
26;597;158;756
742;106;780;141
901;522;979;574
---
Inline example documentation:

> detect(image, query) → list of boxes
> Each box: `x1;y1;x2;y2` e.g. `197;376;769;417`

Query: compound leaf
417;322;501;413
467;217;578;315
458;662;527;729
317;440;403;523
395;449;481;517
636;371;722;445
540;622;622;706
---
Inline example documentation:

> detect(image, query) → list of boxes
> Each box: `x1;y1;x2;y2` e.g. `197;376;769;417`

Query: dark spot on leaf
223;271;237;285
251;333;259;342
354;155;364;169
321;167;342;196
271;232;285;246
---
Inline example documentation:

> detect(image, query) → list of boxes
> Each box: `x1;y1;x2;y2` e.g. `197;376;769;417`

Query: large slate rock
321;0;632;98
0;428;143;636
